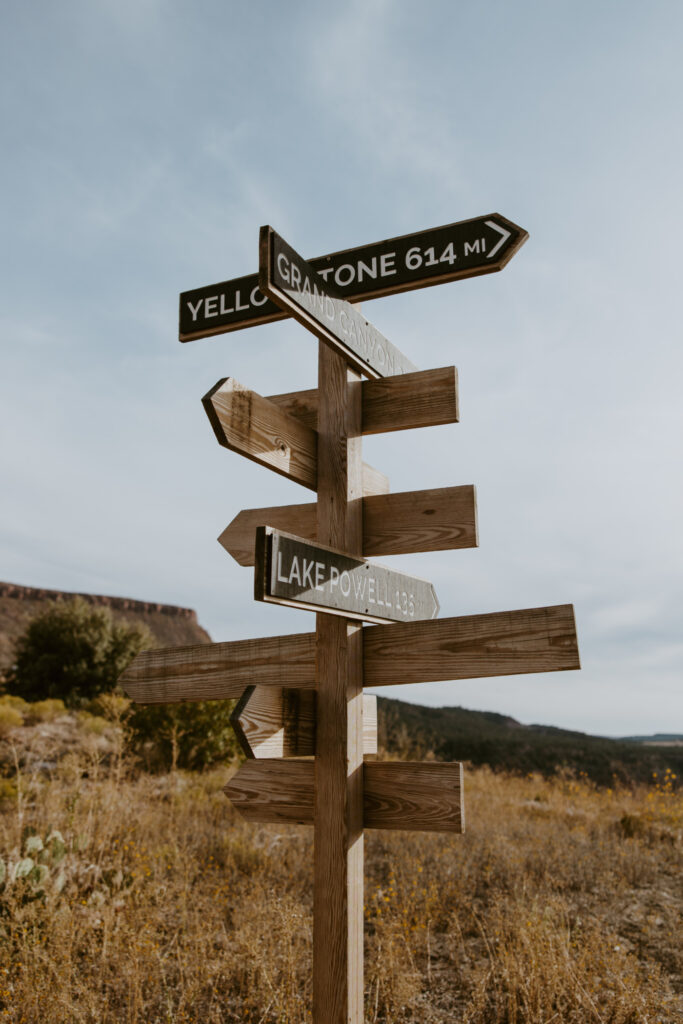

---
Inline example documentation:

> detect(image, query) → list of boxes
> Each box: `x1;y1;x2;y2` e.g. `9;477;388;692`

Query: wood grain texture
363;485;477;556
225;759;464;833
119;604;579;704
203;377;318;489
218;485;477;566
362;366;458;434
267;387;318;430
219;503;317;566
364;761;464;832
363;604;580;687
267;366;459;435
120;633;316;704
203;377;389;496
313;341;364;1024
225;758;315;826
230;687;377;758
361;461;390;496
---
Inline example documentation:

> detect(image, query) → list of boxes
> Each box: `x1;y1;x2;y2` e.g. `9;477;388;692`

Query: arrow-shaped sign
219;485;478;566
230;686;378;758
259;226;417;379
224;759;465;834
255;527;440;625
179;213;528;342
202;376;389;495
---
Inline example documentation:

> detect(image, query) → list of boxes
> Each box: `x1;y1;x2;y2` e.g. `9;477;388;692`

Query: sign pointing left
255;526;439;625
230;686;378;759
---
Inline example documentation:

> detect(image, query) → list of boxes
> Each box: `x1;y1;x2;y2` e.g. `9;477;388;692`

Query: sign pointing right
179;213;528;341
255;526;440;625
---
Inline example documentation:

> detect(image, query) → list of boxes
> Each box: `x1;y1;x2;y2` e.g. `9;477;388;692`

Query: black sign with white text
259;227;417;379
179;213;528;341
254;527;440;625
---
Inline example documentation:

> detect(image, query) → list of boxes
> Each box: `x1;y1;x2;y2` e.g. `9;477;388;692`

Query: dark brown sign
179;213;528;341
254;527;439;625
259;227;417;379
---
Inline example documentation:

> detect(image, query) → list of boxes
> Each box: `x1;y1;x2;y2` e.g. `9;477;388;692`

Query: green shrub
6;598;153;707
128;699;240;772
0;694;29;713
0;778;17;804
0;827;67;902
23;698;66;724
0;704;23;736
76;710;110;736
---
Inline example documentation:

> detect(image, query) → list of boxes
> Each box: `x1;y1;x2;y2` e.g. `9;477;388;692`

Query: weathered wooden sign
254;526;440;624
225;759;465;833
120;604;580;704
219;485;479;566
230;686;378;758
179;213;528;341
202;376;389;495
266;364;460;435
259;226;417;378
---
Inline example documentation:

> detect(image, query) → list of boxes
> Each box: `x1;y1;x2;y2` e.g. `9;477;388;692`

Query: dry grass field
0;709;681;1023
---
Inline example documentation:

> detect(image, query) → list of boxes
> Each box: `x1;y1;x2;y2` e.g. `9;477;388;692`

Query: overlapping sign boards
202;375;391;495
224;759;465;833
230;686;378;759
179;213;528;341
254;526;440;625
259;226;417;378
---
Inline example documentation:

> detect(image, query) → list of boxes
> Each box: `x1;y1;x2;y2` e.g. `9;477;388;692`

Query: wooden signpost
121;212;580;1024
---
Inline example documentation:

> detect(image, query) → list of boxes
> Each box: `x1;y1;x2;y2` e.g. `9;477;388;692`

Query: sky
1;0;681;737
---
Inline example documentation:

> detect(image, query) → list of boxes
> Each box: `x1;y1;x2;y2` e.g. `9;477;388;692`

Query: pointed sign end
431;588;440;619
230;686;257;758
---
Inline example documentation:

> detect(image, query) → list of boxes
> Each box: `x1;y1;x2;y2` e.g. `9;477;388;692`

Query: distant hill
377;696;683;786
2;582;679;786
619;734;683;746
0;581;211;671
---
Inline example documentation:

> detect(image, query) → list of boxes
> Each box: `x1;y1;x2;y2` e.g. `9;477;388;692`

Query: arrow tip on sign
218;510;252;567
230;685;258;758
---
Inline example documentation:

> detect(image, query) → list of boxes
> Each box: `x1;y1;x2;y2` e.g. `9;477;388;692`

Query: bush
23;698;66;724
128;699;239;772
0;704;23;736
6;598;153;707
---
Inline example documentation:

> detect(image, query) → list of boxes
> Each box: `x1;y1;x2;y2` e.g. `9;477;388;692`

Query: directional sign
267;365;459;435
219;485;478;566
259;226;417;379
255;527;440;625
202;376;390;495
179;213;528;341
120;604;579;705
230;686;378;758
224;759;465;833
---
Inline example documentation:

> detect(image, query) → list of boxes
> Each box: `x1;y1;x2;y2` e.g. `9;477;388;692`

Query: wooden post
313;340;364;1023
